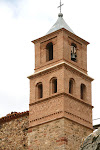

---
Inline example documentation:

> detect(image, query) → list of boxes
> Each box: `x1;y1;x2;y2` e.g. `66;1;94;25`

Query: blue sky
0;0;100;125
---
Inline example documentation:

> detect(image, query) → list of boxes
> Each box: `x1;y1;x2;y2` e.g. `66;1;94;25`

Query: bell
71;53;76;61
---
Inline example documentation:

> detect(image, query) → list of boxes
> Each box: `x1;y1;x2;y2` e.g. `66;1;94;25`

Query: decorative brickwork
0;111;29;150
32;29;89;74
28;22;93;149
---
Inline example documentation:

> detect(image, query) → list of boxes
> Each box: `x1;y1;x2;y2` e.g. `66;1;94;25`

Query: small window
71;43;77;62
69;78;74;94
36;83;43;99
46;42;53;61
50;77;57;94
52;78;57;93
80;84;86;100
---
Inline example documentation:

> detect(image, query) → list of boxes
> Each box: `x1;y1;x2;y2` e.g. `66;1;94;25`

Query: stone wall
0;111;29;150
0;111;94;150
28;118;92;150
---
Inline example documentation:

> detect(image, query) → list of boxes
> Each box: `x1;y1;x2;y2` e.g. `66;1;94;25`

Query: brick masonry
32;29;88;74
28;28;93;149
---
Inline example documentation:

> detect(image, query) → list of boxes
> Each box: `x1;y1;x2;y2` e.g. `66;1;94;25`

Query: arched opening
69;78;74;94
36;82;43;99
52;78;57;93
50;77;57;94
80;84;86;100
71;43;77;62
46;42;53;61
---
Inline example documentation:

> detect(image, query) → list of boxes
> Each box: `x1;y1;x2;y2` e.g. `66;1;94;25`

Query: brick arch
71;43;77;62
80;83;86;100
71;43;77;48
35;82;43;99
69;78;75;95
49;77;57;95
46;42;53;61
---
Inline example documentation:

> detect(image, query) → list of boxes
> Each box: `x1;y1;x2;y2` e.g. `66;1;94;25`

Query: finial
58;13;63;17
57;0;64;16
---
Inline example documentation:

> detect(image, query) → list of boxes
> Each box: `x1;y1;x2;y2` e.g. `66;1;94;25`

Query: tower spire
57;0;64;13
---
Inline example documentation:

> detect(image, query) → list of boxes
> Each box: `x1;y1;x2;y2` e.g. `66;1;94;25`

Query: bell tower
28;7;93;150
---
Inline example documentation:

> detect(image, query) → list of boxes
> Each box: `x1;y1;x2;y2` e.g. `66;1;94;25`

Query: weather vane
57;0;64;13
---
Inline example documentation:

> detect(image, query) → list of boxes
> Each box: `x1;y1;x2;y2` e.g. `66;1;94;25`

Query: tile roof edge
0;111;29;124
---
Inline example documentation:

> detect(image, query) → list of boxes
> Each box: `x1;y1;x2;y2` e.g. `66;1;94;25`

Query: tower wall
33;29;88;74
28;118;92;150
34;30;64;72
29;64;92;128
28;27;93;150
63;31;87;73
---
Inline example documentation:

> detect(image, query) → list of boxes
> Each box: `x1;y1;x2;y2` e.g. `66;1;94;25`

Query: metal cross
58;0;64;13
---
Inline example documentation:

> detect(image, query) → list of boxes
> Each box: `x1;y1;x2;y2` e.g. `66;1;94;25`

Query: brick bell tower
28;7;93;150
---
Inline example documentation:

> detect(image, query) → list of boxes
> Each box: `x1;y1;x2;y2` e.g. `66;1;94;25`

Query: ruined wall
0;112;29;150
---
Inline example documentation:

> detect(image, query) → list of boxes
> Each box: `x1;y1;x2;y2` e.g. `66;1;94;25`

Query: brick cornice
64;111;92;124
32;28;89;45
65;93;94;108
29;110;92;125
30;111;63;123
27;61;93;81
34;58;87;74
29;92;93;108
29;92;93;131
28;116;93;131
